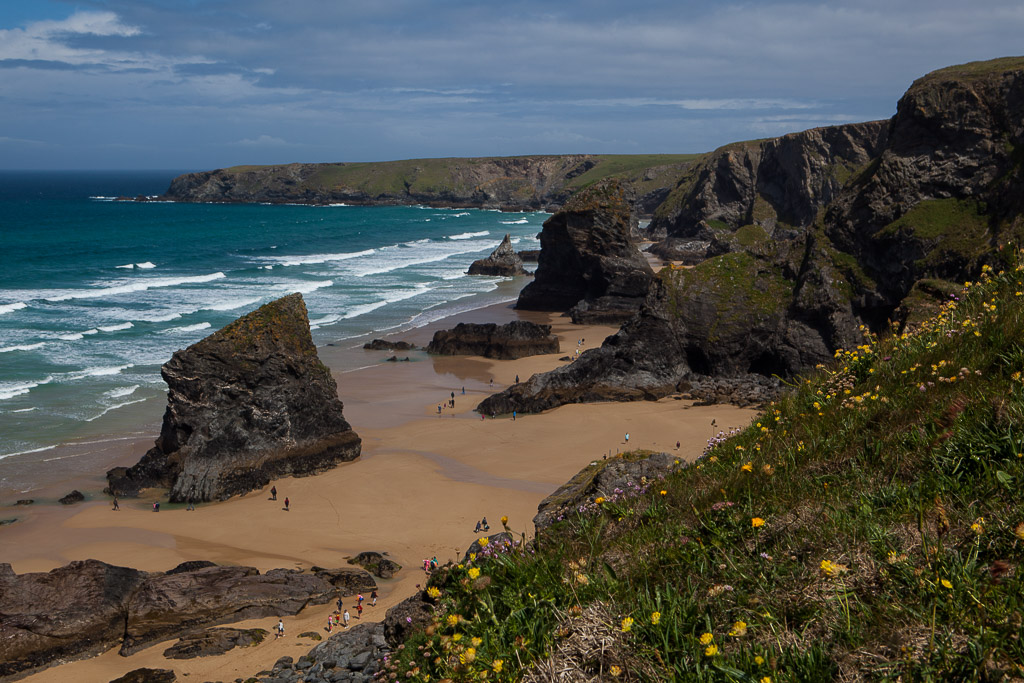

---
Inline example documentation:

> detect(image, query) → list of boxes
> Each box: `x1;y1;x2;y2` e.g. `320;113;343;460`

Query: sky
1;1;1023;170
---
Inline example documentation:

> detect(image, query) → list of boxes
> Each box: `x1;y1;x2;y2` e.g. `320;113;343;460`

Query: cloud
0;11;141;66
233;134;290;146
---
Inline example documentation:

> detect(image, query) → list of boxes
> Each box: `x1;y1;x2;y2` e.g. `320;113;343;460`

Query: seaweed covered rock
106;293;361;502
467;233;526;275
162;627;268;659
517;180;654;324
427;320;559;359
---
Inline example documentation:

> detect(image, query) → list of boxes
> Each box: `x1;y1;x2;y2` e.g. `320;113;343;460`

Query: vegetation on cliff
391;255;1024;681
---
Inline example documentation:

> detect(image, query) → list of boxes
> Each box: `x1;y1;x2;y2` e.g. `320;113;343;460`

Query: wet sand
3;306;759;682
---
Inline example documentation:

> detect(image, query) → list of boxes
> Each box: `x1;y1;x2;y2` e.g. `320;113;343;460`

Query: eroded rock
427;320;559;360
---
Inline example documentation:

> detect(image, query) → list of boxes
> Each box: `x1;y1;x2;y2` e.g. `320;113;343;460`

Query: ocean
0;170;543;496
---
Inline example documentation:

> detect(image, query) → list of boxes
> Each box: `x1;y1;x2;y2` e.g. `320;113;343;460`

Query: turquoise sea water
0;171;543;491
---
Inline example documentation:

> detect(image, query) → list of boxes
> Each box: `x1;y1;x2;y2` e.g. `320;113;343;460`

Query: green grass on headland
390;252;1024;681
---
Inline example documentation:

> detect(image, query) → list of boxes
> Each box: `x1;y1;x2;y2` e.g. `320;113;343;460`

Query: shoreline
2;298;760;682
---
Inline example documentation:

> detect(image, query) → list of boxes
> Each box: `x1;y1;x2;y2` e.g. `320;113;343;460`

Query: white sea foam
128;309;189;323
0;342;45;353
261;249;375;267
340;285;430;320
164;322;211;334
116;264;134;269
0;302;27;315
45;272;226;302
453;212;471;217
0;379;50;401
500;218;529;225
347;241;493;278
0;444;56;461
275;280;333;295
309;314;341;330
85;397;148;422
98;322;134;332
89;196;116;201
65;364;133;381
11;407;38;413
136;262;156;269
104;385;140;399
204;297;261;312
448;231;489;240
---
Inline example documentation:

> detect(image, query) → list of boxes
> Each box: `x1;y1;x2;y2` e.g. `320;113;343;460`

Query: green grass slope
392;253;1024;681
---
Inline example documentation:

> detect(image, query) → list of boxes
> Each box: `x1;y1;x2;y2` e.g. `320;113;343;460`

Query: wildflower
595;496;605;505
472;637;482;647
941;578;953;590
971;518;984;535
728;620;748;637
754;656;765;666
741;462;753;472
426;587;441;599
478;537;489;546
761;677;772;683
492;660;503;673
704;644;718;656
452;633;462;642
651;611;661;625
468;567;481;580
751;517;766;528
660;490;667;496
762;464;774;476
887;551;907;564
820;560;846;577
707;584;733;597
446;614;459;627
621;616;634;633
609;665;622;677
469;553;476;561
464;647;476;663
573;571;589;585
699;632;714;645
1015;521;1024;540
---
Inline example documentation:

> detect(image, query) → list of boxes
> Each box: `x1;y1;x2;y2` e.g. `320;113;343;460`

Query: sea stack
467;233;526;276
106;293;361;502
515;179;654;324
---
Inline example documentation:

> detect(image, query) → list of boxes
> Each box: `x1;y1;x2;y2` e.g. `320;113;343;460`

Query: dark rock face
59;490;84;505
427;320;559;360
517;249;541;262
0;559;343;677
310;566;378;594
244;622;389;683
109;668;177;683
15;499;34;506
382;593;434;648
534;452;678;534
347;552;402;579
362;339;415;351
162;627;267;659
463;531;516;563
468;233;527;276
516;180;655;324
106;294;361;502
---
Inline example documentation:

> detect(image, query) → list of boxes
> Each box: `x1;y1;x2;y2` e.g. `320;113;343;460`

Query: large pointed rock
467;233;526;275
516;180;654;324
107;293;361;502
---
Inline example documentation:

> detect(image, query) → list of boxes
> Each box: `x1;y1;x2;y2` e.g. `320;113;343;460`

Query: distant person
277;618;285;638
153;502;159;512
461;386;465;394
515;374;519;383
475;520;482;532
482;517;489;530
327;615;333;633
270;485;277;500
451;391;455;400
337;597;343;611
438;404;442;415
284;497;290;511
342;609;351;628
356;603;363;619
357;593;364;605
186;500;195;511
489;378;493;387
112;497;119;511
370;589;378;606
676;441;680;450
625;433;630;443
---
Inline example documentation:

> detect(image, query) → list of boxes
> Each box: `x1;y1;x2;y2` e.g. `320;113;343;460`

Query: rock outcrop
162;627;268;659
348;552;402;579
467;234;527;275
58;490;84;505
362;339;415;351
427;320;559;359
161;155;695;215
0;559;366;677
245;622;390;683
110;669;177;683
516;181;654;324
106;294;361;502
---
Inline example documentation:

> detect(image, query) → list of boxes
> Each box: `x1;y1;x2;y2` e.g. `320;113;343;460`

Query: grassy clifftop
393;252;1024;681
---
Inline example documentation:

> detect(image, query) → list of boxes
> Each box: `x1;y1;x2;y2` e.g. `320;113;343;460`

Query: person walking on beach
270;485;277;501
284;497;290;511
276;618;285;638
370;589;378;606
357;603;363;619
342;609;351;628
327;615;333;633
437;403;442;416
512;410;516;421
515;374;519;384
153;501;159;512
186;500;195;511
112;497;119;511
625;433;630;444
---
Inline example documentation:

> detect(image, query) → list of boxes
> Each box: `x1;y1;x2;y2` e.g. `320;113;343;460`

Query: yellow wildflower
699;632;714;645
751;517;766;528
426;587;441;599
1014;521;1024;540
820;560;846;577
492;659;503;673
468;567;481;580
971;518;984;535
452;633;462;642
704;644;718;656
741;462;753;472
574;571;589;585
728;620;747;636
595;496;605;505
761;677;773;683
469;553;476;561
464;647;476;663
446;614;459;626
620;616;633;633
754;655;765;666
650;611;661;625
472;637;482;647
478;537;489;546
941;578;953;590
609;665;622;677
660;490;667;496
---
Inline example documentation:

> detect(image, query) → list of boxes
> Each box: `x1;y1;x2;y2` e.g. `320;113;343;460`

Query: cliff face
648;121;888;260
515;180;654;324
106;294;361;502
163;154;697;214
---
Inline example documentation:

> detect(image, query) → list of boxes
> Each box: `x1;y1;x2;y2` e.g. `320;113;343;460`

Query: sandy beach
2;305;759;682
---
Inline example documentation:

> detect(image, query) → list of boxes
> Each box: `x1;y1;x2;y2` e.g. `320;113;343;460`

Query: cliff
163;154;698;214
106;294;361;502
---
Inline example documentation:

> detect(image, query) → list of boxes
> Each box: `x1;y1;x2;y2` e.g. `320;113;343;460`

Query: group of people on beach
474;517;490;533
270;485;289;510
275;590;378;638
422;556;439;573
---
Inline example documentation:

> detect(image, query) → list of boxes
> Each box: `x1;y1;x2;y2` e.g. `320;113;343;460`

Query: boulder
106;294;361;502
467;233;527;276
15;499;34;506
0;559;341;676
427;320;559;360
362;339;415;351
463;531;516;563
347;552;402;579
162;627;268;659
109;669;177;683
516;180;654;324
310;566;378;594
517;249;541;262
382;593;434;648
59;490;84;505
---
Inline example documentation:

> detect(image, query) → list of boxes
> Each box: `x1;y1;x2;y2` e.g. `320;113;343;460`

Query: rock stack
467;233;526;276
